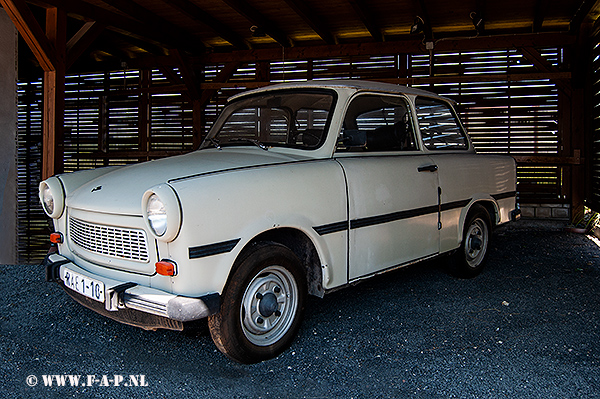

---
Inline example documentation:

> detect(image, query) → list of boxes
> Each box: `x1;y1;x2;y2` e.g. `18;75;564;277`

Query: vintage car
40;80;519;363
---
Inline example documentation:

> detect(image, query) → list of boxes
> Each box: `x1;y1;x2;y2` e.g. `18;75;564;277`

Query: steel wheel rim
240;265;299;346
465;218;488;268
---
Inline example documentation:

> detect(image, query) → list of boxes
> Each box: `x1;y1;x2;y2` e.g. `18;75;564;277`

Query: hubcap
465;218;488;268
241;265;298;346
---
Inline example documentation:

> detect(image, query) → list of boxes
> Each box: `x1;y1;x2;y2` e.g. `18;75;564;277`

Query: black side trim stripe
312;196;516;235
492;191;517;201
351;204;439;230
314;221;348;236
189;238;241;259
441;199;471;212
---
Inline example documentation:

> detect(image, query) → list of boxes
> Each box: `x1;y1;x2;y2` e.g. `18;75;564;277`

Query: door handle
418;164;438;172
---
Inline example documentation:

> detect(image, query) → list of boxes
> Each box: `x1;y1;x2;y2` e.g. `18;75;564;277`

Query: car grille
69;217;150;263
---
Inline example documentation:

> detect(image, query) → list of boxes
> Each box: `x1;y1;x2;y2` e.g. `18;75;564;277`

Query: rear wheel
451;204;491;278
208;242;306;363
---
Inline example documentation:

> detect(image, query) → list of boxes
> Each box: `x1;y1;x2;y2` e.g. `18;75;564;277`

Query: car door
414;96;473;253
335;93;440;280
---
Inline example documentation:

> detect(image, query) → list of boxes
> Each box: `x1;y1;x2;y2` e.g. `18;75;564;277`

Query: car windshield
201;89;336;150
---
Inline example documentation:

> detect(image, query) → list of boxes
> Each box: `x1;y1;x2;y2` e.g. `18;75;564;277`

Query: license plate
62;268;105;303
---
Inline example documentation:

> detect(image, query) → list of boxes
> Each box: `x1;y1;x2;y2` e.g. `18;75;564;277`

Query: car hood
66;148;310;215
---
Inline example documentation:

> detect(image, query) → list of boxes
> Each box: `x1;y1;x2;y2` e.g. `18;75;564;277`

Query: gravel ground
2;220;600;398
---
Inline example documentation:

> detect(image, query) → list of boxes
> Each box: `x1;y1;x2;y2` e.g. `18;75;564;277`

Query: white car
40;80;520;363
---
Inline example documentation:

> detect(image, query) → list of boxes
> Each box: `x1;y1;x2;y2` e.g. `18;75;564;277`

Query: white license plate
62;268;105;303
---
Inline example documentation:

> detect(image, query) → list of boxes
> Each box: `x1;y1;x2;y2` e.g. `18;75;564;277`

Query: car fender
165;159;348;297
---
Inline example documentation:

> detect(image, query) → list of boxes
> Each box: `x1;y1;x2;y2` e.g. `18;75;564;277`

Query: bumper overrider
43;253;220;331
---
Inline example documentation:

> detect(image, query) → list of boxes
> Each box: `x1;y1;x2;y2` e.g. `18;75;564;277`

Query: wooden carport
2;0;600;261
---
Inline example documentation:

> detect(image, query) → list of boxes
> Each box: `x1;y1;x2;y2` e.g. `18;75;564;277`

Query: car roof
228;79;449;102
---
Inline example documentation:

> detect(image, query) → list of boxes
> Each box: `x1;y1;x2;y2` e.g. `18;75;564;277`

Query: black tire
208;242;307;363
451;204;492;278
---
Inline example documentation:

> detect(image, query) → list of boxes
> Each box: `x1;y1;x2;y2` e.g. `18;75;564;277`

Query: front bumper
43;253;220;331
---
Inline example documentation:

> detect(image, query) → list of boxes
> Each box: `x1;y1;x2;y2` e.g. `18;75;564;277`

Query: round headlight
39;178;65;219
40;182;54;215
142;184;182;242
146;194;168;236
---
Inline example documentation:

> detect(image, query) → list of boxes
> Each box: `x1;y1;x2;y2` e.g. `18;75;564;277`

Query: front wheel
208;242;307;363
451;204;492;278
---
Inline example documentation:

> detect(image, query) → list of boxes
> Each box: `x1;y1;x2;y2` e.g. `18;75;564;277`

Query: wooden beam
198;62;242;106
37;0;179;52
282;0;336;44
66;21;104;70
172;49;201;100
532;0;546;32
138;70;150;160
518;47;571;96
220;0;290;47
42;7;66;179
346;0;383;41
0;0;57;71
200;32;576;64
415;0;434;41
194;72;571;90
570;0;600;33
513;155;583;165
100;0;204;52
162;0;248;49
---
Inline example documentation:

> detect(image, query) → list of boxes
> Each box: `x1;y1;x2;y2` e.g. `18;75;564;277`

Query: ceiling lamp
410;16;425;35
470;12;484;35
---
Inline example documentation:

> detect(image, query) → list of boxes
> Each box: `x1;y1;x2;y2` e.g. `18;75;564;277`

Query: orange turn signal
50;232;63;244
156;260;176;276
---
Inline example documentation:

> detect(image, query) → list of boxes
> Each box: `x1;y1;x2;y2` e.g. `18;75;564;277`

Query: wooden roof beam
570;0;600;33
532;0;546;32
201;32;576;64
281;0;336;44
161;0;248;49
172;49;202;100
100;0;204;52
220;0;290;47
36;0;179;52
346;0;383;42
66;21;104;70
0;0;57;71
415;0;434;41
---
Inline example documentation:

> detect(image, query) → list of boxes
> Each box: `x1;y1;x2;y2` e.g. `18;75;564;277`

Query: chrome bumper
43;253;220;327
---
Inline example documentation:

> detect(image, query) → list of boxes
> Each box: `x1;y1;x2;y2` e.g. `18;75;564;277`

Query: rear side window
415;97;468;150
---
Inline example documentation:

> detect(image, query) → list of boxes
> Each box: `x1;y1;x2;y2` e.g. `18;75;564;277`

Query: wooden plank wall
16;46;575;262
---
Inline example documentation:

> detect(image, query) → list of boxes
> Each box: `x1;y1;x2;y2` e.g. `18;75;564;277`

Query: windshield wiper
229;138;269;151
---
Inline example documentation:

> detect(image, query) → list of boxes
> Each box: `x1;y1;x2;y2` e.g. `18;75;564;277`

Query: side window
415;97;468;150
337;94;417;152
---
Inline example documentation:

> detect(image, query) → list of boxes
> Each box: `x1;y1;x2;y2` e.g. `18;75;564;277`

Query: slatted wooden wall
17;48;564;262
589;41;600;212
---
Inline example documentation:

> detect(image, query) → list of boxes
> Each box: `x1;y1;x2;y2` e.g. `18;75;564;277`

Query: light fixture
470;12;484;34
410;16;425;35
250;25;266;37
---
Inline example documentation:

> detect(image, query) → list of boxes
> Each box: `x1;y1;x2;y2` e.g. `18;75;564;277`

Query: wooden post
0;0;66;179
43;7;66;179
